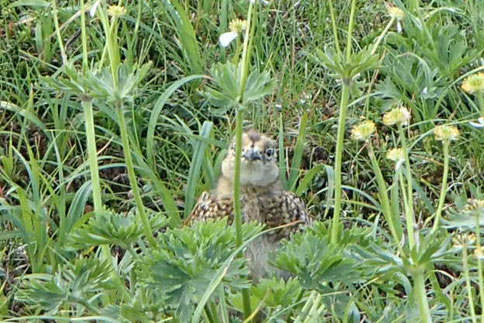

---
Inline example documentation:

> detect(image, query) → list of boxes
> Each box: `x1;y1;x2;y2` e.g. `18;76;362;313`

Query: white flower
469;116;484;129
249;0;270;4
219;19;248;48
219;31;239;47
90;0;102;17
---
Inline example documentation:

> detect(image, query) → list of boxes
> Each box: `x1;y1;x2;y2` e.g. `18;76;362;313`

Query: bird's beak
243;148;261;161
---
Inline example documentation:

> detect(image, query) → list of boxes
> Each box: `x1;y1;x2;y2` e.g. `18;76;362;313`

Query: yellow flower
351;120;376;141
383;106;411;126
386;3;405;21
475;246;484;259
452;233;476;248
229;19;248;33
107;5;126;17
461;72;484;94
464;199;484;211
386;148;404;162
386;148;405;170
434;125;459;142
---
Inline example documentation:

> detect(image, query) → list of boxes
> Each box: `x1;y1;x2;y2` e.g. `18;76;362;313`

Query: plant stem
399;125;416;250
234;110;244;249
82;100;103;212
370;17;395;55
331;0;358;245
235;3;255;319
432;141;449;233
116;107;157;247
345;0;357;60
413;269;432;323
330;83;350;244
475;211;484;323
51;0;67;64
462;243;477;323
233;109;252;319
327;0;341;55
367;143;403;253
239;2;254;99
80;0;88;71
399;169;415;249
477;92;484;117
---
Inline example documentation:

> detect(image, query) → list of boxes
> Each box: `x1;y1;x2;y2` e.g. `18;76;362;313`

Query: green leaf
17;258;116;313
203;62;275;114
274;231;359;291
141;219;262;321
70;209;168;248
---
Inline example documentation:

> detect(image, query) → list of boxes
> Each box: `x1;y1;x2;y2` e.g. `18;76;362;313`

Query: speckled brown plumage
187;129;312;278
185;192;233;224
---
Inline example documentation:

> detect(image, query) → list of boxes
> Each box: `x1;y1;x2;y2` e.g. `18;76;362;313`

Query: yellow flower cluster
386;148;404;162
475;246;484;259
452;233;476;248
434;125;459;142
229;19;248;33
386;4;405;21
461;72;484;94
351;120;376;141
107;5;126;17
464;199;484;211
383;107;411;126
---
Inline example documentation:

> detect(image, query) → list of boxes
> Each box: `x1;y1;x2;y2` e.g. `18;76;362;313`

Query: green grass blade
278;115;288;190
184;121;213;218
162;0;204;75
288;112;308;191
146;75;207;166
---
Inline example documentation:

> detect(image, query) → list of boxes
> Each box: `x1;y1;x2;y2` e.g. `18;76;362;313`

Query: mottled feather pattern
189;190;311;236
186;191;234;224
259;191;312;239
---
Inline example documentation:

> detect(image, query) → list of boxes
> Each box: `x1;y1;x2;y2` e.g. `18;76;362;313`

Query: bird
186;129;313;278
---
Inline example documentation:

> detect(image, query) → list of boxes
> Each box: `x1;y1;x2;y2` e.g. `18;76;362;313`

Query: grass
1;0;483;321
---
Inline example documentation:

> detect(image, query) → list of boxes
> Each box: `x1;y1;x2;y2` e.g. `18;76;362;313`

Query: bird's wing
184;191;234;225
260;191;313;238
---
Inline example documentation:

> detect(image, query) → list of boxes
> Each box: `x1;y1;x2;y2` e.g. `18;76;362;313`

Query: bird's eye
265;148;274;157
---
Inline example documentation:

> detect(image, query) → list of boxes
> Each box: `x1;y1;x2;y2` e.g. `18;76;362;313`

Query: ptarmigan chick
187;129;312;278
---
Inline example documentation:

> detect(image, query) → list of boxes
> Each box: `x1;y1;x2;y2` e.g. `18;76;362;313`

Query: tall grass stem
51;0;67;64
432;142;449;233
331;83;350;244
367;143;404;253
80;0;88;70
462;243;477;322
475;212;484;322
345;0;357;60
327;0;341;55
233;109;252;319
116;107;157;247
399;125;416;250
370;17;395;55
82;100;103;212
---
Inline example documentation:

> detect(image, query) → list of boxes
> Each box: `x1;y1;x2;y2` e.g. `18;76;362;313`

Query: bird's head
222;129;279;187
